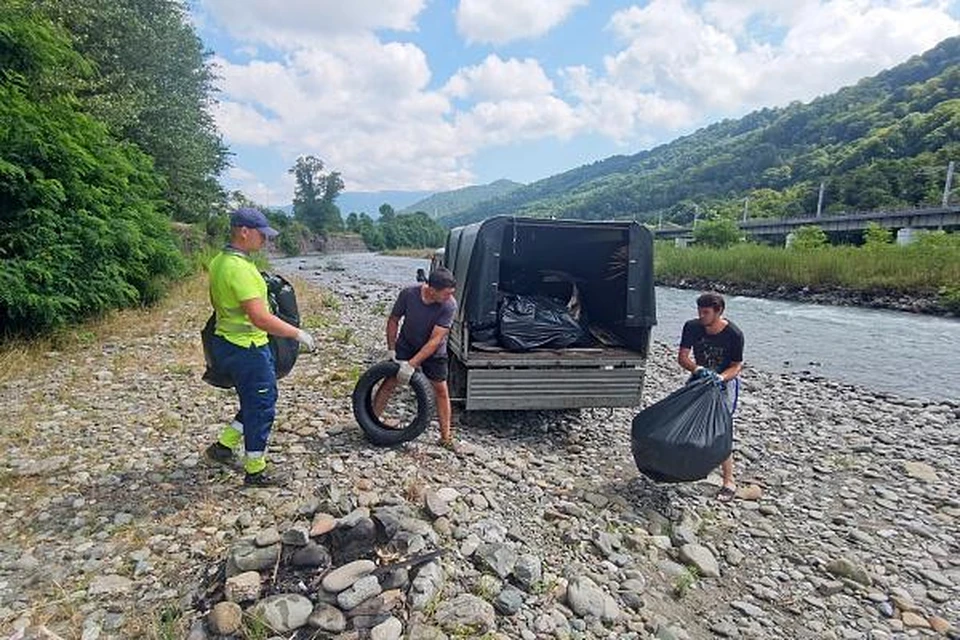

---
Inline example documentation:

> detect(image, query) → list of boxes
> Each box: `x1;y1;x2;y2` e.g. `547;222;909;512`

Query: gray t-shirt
392;285;457;357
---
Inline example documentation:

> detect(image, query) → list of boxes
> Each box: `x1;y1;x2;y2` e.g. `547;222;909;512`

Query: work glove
706;370;725;388
396;361;415;385
386;349;397;362
295;329;316;352
692;366;711;380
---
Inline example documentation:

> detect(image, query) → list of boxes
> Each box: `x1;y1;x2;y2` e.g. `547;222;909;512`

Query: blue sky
190;0;960;208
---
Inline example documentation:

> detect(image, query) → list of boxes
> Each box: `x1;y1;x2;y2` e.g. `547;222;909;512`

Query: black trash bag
201;271;301;388
631;378;733;483
499;293;587;351
263;272;301;379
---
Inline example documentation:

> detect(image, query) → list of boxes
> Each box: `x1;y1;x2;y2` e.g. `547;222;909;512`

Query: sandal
717;485;737;502
438;439;460;454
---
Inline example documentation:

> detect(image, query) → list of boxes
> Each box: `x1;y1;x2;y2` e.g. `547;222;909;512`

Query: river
277;252;960;403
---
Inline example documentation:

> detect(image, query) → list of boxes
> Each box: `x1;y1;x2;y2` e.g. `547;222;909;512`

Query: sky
190;0;960;207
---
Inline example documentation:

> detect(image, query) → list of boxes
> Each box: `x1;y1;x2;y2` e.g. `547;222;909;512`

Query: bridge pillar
674;237;690;248
896;227;918;246
785;232;795;248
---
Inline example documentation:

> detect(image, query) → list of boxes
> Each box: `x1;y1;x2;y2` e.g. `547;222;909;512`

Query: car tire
352;360;436;446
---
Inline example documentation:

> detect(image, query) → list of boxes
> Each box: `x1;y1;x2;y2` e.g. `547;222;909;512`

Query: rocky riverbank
655;276;953;317
1;264;958;639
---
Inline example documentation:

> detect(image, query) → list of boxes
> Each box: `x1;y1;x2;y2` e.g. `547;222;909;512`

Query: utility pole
816;181;825;218
658;211;663;229
943;161;956;207
742;197;749;223
693;204;700;229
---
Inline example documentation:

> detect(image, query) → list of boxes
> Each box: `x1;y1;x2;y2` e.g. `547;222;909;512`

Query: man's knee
431;381;450;398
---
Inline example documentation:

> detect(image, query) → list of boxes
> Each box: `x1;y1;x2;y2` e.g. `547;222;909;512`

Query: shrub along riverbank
654;233;960;315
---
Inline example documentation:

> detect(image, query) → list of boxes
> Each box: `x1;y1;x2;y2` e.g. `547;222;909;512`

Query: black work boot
243;467;288;487
204;442;234;465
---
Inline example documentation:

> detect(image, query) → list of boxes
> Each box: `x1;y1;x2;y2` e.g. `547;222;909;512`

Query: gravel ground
1;261;957;640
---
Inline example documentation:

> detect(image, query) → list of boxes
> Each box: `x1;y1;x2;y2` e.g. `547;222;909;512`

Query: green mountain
402;179;524;218
443;37;960;228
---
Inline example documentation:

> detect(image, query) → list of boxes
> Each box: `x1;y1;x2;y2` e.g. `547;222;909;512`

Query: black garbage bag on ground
499;293;587;351
631;378;733;483
201;271;301;388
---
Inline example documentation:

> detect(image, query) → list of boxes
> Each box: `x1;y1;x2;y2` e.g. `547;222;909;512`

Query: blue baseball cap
230;207;279;238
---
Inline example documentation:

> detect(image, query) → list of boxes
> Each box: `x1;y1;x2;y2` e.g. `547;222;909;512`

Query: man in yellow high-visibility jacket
204;208;315;487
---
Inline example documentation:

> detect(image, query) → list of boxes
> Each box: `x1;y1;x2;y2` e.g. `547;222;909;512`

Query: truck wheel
352;360;436;446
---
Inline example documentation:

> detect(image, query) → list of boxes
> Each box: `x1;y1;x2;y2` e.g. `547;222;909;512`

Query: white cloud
212;35;476;192
444;55;555;100
212;101;285;146
201;0;426;47
205;0;960;193
456;97;582;147
224;167;294;208
455;0;589;45
563;65;696;141
565;0;960;139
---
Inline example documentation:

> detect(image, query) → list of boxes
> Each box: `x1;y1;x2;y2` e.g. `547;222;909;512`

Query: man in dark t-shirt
678;291;745;501
373;267;458;448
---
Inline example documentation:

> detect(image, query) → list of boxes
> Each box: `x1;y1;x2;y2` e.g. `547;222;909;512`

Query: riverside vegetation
655;224;960;315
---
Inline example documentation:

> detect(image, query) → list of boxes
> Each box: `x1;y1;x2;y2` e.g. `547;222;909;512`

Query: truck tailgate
465;363;645;410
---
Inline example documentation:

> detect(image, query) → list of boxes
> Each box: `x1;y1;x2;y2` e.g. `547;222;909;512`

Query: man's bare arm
410;325;450;367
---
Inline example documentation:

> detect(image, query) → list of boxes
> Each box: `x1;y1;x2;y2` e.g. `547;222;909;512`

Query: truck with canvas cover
435;215;656;411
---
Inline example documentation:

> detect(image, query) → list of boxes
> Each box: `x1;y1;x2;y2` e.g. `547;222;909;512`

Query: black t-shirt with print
680;319;744;373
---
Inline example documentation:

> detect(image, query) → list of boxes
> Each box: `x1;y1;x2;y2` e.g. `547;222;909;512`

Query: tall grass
655;237;960;296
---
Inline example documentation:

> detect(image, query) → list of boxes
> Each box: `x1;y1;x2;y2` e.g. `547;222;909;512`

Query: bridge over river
654;204;960;243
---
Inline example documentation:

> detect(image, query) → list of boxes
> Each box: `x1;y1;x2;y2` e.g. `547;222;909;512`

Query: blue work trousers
210;335;277;453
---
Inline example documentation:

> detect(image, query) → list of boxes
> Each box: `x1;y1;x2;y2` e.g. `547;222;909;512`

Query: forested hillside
444;37;960;227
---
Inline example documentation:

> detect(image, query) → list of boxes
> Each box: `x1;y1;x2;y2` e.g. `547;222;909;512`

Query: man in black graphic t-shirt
373;267;458;448
678;292;744;502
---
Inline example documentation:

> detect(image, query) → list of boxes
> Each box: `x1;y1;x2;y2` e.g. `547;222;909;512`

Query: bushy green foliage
276;221;312;257
789;225;828;250
656;232;960;297
693;217;742;248
862;221;893;247
357;208;446;251
0;5;183;335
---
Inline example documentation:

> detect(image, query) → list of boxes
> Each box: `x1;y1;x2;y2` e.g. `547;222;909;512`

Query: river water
278;252;960;403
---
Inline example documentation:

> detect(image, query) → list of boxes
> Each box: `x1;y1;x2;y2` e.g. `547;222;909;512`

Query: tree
862;222;893;247
1;4;183;335
37;0;229;223
790;225;828;250
276;221;312;257
345;212;360;232
693;218;742;248
289;155;344;233
379;203;396;223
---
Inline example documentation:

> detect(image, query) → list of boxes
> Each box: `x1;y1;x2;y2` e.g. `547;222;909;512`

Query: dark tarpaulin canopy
443;215;657;351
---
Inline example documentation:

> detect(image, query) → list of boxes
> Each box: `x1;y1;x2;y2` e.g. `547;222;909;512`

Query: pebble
249;594;313;632
322;559;377;593
225;571;261;603
337;575;383;610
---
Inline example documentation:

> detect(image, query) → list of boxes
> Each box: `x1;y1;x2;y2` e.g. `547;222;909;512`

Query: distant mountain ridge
335;190;434;217
401;179;524;218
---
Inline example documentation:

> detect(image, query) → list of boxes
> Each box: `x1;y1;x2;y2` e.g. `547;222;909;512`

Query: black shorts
396;346;448;382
